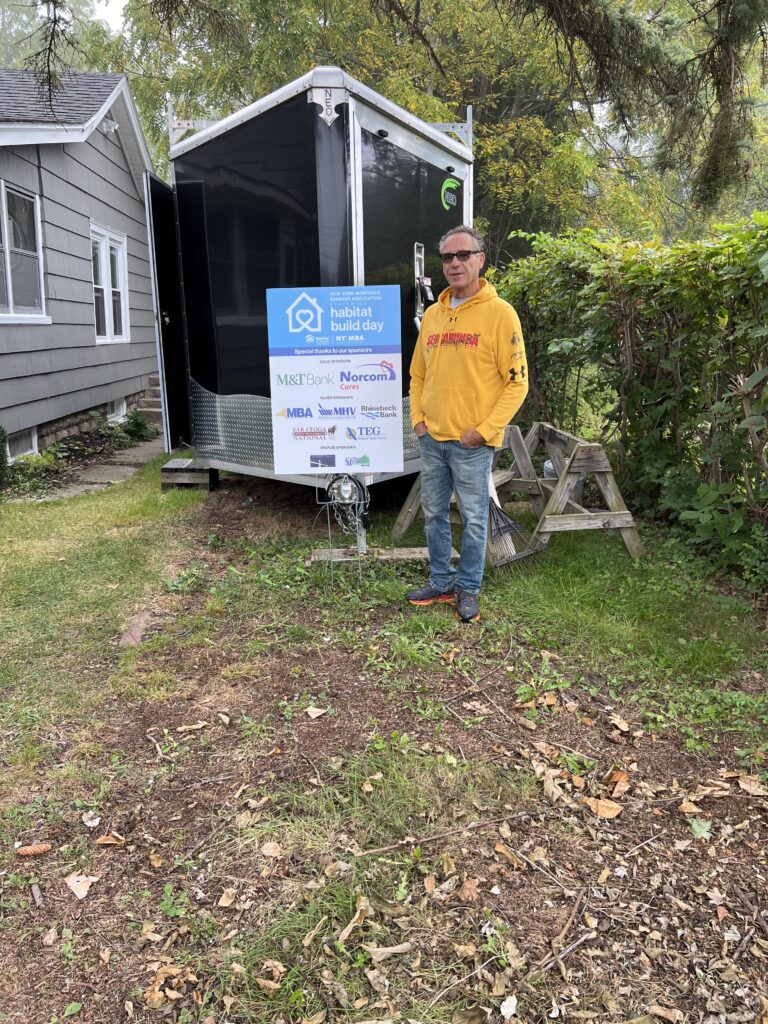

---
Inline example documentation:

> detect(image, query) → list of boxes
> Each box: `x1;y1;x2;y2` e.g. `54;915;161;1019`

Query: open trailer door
348;99;471;381
144;171;192;450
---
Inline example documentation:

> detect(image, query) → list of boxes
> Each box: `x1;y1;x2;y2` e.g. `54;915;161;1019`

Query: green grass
194;736;536;1022
0;458;204;785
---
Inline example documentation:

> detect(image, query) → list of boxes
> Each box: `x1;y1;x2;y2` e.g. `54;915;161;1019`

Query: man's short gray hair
439;225;485;251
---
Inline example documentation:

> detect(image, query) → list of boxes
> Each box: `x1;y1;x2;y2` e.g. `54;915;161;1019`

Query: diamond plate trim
191;380;416;472
191;379;274;469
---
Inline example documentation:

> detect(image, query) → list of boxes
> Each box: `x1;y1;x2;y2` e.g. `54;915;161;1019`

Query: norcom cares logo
340;360;396;384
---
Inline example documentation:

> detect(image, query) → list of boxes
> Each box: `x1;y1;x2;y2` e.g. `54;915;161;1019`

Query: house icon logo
286;292;323;334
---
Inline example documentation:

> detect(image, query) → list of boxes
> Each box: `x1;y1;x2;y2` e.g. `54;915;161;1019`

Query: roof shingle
0;68;123;125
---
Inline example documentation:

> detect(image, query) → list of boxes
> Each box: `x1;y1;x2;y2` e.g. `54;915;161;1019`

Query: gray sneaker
455;589;480;622
406;583;455;606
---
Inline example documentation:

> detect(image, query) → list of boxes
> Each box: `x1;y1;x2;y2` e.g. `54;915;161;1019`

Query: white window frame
0;181;50;324
106;397;127;422
90;222;130;344
6;426;39;463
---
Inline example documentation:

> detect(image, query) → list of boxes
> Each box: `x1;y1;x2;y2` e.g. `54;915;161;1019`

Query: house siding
0;113;157;437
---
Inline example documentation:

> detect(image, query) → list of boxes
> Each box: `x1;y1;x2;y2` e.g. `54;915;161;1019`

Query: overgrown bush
123;409;156;442
496;216;768;588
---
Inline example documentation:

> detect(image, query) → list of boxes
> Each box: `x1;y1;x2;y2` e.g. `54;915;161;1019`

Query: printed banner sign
266;285;403;475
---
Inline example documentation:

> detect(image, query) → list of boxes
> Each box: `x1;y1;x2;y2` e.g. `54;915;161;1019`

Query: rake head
488;498;546;570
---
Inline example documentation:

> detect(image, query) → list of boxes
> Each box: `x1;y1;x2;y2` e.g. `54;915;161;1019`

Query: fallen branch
358;818;508;858
534;929;596;975
625;830;667;858
145;733;174;763
552;886;586;947
427;955;497;1007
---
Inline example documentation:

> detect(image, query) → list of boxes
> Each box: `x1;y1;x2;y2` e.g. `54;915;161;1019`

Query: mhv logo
318;404;356;418
286;292;323;334
276;407;312;418
340;360;396;384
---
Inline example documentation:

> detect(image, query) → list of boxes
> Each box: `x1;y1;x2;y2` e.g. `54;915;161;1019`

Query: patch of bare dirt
1;481;766;1024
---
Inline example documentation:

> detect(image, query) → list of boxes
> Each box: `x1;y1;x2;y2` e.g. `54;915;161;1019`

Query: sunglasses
439;249;483;264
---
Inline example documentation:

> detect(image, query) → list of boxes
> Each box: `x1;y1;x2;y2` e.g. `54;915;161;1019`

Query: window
106;397;126;422
0;182;46;319
6;427;38;462
90;224;129;342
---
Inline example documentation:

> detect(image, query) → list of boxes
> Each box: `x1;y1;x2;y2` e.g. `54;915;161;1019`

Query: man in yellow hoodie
407;225;528;622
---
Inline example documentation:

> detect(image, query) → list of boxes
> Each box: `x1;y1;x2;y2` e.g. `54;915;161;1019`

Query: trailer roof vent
376;128;388;138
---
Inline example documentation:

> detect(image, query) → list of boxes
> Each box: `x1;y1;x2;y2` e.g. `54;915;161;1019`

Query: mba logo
276;407;312;419
339;360;397;384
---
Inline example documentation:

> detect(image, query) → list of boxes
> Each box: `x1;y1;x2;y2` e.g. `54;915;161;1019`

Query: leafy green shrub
123;409;156;442
7;450;59;489
496;215;768;588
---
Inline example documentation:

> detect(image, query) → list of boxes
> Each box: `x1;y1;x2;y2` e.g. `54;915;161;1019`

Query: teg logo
276;372;335;386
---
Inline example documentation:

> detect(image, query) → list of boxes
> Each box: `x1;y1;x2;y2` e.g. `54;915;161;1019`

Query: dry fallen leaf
95;832;125;846
500;994;518;1020
149;852;163;868
362;941;413;965
457;877;480;903
302;915;328;947
678;797;703;813
255;977;281;992
64;871;99;899
338;895;371;943
454;942;477;958
581;796;622;819
424;874;436;894
260;841;283;859
218;888;237;908
176;721;208;732
42;925;58;946
452;1009;488;1024
300;1012;327;1024
494;843;526;870
649;1005;682;1023
738;774;768;797
305;706;328;720
81;810;101;829
364;967;389;994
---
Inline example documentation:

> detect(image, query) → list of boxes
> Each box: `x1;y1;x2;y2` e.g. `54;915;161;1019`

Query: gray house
0;69;158;460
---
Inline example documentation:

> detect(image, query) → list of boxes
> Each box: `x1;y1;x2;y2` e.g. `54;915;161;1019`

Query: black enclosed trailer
146;66;473;487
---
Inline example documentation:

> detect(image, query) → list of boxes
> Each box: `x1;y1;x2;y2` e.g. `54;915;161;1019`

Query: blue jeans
418;432;494;594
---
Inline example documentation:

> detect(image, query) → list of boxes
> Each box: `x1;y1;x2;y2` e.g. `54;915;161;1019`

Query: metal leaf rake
487;475;545;569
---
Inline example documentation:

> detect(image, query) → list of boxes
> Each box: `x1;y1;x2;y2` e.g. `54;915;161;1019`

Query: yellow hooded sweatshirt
409;279;528;447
